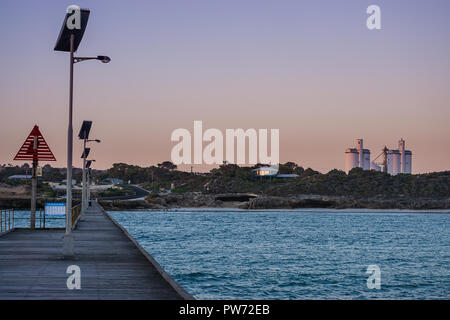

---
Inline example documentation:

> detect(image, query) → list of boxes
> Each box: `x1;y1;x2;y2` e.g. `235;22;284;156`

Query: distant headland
0;162;449;210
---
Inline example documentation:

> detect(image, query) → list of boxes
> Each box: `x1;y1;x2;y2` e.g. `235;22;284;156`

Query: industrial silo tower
387;149;401;175
345;148;358;173
368;139;412;175
398;138;412;174
345;139;371;173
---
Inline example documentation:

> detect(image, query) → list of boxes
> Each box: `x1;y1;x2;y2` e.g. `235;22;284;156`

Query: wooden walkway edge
0;202;194;300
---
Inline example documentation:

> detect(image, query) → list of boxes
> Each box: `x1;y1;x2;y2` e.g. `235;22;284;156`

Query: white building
252;166;279;177
347;138;413;175
252;166;299;179
345;139;371;173
387;139;412;175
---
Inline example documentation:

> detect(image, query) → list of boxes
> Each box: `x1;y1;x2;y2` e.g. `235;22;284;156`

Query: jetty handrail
11;209;65;229
1;205;83;231
71;204;81;228
0;209;14;233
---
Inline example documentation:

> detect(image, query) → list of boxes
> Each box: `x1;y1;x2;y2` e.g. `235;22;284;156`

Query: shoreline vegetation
1;162;448;211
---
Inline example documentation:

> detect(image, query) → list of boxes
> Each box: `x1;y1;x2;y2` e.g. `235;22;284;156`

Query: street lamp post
81;147;90;213
78;120;100;216
82;142;87;211
79;121;91;214
55;7;110;259
62;33;75;258
87;168;91;204
83;142;99;209
81;144;100;214
86;160;95;205
87;168;92;205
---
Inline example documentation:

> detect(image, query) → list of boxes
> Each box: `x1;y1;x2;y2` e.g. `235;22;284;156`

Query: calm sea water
8;210;65;229
109;209;450;299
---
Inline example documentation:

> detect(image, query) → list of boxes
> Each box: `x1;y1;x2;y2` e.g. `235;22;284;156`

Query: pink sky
1;1;449;173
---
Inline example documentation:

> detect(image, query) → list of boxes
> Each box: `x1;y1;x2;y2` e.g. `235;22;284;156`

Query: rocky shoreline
1;192;449;211
98;192;450;211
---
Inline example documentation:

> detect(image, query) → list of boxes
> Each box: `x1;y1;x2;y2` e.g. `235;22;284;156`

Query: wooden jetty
0;202;193;300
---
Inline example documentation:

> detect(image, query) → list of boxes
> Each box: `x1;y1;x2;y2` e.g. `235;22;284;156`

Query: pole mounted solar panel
78;120;92;139
54;8;90;52
81;148;90;159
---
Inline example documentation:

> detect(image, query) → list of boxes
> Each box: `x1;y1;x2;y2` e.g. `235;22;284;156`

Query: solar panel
81;148;90;159
78;121;92;140
54;8;90;52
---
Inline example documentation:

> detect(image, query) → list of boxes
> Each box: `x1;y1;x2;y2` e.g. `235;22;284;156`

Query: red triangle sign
14;125;56;161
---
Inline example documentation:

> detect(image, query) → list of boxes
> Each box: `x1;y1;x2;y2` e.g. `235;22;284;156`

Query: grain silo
345;139;371;173
345;138;413;175
345;148;359;174
404;150;412;174
357;139;364;168
362;149;371;170
387;150;401;175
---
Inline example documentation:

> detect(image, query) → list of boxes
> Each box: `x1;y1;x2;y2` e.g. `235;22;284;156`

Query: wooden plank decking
0;202;193;300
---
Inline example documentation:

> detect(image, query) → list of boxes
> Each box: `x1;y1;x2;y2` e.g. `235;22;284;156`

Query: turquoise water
109;209;450;299
7;210;65;229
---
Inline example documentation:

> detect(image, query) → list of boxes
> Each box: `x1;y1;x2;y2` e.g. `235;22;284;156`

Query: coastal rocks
99;200;154;210
248;196;336;209
88;193;450;211
146;192;214;208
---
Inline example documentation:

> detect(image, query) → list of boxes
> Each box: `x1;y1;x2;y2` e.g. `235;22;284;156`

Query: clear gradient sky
1;0;449;173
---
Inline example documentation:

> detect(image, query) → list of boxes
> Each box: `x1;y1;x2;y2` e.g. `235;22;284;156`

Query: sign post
14;125;56;229
31;136;37;229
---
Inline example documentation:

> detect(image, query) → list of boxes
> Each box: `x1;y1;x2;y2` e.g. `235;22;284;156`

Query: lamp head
97;56;111;63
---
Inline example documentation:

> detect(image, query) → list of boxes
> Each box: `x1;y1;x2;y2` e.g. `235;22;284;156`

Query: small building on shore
253;166;279;177
252;167;299;179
